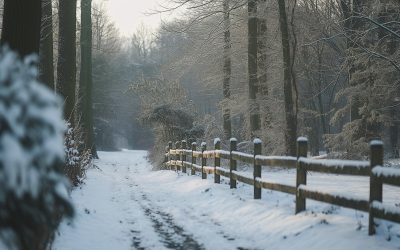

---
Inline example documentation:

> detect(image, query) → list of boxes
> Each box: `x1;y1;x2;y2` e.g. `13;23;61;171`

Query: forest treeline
1;0;398;163
55;0;399;164
128;0;400;164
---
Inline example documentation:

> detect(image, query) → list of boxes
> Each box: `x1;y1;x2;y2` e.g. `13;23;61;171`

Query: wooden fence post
191;142;197;175
182;140;187;173
175;141;181;171
296;137;308;214
254;138;262;199
368;139;383;235
201;142;207;179
214;138;221;184
168;141;172;170
230;138;237;189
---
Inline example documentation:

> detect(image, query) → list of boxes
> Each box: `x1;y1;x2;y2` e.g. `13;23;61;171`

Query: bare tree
131;23;153;61
92;3;120;54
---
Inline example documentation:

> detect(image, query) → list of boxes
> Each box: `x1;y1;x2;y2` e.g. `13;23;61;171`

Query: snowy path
53;150;400;250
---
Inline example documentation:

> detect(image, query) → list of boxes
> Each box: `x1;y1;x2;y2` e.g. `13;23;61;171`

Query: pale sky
94;0;173;37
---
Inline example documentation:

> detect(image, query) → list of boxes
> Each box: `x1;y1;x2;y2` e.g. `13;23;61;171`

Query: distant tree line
137;0;400;161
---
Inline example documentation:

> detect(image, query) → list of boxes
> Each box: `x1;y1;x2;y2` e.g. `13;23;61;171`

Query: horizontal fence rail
164;137;400;236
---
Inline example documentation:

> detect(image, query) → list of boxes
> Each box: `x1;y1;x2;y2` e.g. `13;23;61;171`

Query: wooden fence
164;137;400;236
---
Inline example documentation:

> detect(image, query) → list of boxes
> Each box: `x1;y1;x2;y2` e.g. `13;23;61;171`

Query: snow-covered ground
52;150;400;250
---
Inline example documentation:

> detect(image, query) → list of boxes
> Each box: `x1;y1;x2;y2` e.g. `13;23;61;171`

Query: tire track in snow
128;160;259;250
180;203;262;250
128;165;204;250
113;164;153;250
140;194;204;250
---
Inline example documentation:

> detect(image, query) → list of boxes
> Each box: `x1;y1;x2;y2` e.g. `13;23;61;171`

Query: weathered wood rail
164;137;400;236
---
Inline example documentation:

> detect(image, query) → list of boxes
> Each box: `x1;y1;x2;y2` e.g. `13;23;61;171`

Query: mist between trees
125;0;400;166
4;0;399;165
85;0;400;166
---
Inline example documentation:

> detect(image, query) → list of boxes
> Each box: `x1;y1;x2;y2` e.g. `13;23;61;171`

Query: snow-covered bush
64;123;91;186
0;49;73;250
130;78;203;167
65;124;80;166
324;120;370;160
144;104;204;167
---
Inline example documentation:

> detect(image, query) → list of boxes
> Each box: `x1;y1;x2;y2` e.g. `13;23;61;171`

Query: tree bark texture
277;0;297;156
57;0;77;122
257;0;267;97
39;0;54;89
1;0;41;57
248;0;260;138
223;0;232;140
257;0;272;143
79;0;98;158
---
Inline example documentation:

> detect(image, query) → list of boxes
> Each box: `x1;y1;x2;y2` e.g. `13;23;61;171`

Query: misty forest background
4;0;400;163
92;0;400;164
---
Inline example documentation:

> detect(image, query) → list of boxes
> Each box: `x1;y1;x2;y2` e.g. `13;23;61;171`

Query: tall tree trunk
257;0;272;149
1;0;41;57
39;0;54;89
390;108;399;157
340;0;363;121
257;0;267;96
380;1;400;157
223;0;232;140
277;0;297;156
248;0;260;138
57;0;77;123
79;0;98;158
1;2;55;249
316;49;327;136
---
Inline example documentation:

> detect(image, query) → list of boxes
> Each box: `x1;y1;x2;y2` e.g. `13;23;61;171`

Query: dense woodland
0;1;399;248
129;0;400;164
3;1;399;163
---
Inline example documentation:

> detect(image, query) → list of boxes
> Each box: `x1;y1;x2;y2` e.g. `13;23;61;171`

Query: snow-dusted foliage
0;49;73;249
64;123;91;186
130;78;203;166
324;120;370;159
145;104;204;166
65;124;80;166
